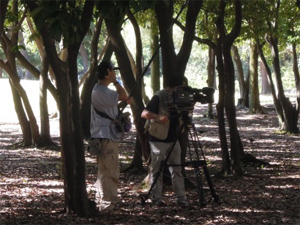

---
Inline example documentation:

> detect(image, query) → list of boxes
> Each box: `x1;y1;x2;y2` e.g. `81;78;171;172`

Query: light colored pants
149;141;186;202
96;139;119;205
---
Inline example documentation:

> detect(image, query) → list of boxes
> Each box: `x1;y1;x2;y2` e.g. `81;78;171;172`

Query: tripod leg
140;160;165;205
203;165;219;203
141;139;182;205
193;166;207;207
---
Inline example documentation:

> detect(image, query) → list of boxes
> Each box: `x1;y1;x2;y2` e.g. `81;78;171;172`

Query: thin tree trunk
269;37;299;133
216;0;244;174
10;80;32;146
207;46;216;118
216;39;230;174
249;41;263;113
292;43;300;115
256;39;284;127
150;14;160;95
232;45;245;105
39;55;53;145
105;9;151;166
260;61;271;94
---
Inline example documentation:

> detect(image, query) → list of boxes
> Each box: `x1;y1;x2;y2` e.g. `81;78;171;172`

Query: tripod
140;111;219;206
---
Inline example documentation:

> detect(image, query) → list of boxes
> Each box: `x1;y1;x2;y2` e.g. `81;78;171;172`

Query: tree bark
232;45;245;103
249;41;262;113
10;80;32;146
269;36;299;133
0;3;41;147
80;16;106;139
0;0;8;34
292;43;300;116
216;0;244;174
26;0;96;217
39;55;53;145
207;46;216;118
150;13;160;95
260;61;271;94
256;39;284;127
155;0;203;85
154;1;203;182
104;5;151;166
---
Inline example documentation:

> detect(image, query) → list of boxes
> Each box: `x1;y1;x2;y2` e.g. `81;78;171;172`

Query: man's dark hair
97;61;113;80
166;76;185;88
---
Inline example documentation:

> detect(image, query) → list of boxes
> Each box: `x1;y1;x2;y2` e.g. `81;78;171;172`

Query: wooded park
0;0;299;224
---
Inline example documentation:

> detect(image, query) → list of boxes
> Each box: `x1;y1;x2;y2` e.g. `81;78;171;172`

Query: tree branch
174;20;216;49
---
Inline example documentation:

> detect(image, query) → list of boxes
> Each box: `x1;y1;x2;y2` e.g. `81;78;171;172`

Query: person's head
182;76;188;86
97;61;116;80
166;76;186;88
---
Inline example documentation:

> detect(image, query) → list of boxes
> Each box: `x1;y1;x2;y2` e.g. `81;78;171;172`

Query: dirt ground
0;104;299;225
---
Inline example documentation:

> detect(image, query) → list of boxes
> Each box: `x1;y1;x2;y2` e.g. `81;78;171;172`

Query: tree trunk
19;31;34;79
269;37;299;133
150;14;160;95
105;8;151;166
256;39;284;127
215;47;230;173
10;80;32;146
80;43;89;73
0;0;9;34
155;1;203;85
292;43;300;116
39;55;53;145
232;45;245;104
216;0;244;174
207;46;216;118
154;1;203;182
1;34;42;146
243;59;250;108
249;41;262;113
1;1;41;147
125;136;145;172
260;61;271;94
25;0;96;217
80;16;108;139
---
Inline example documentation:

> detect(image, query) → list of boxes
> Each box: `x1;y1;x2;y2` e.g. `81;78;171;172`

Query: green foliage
96;0;129;28
29;1;85;47
197;1;218;41
278;0;300;45
129;0;155;13
0;0;296;94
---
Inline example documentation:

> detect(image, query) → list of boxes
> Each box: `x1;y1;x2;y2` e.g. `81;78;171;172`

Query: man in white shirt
90;61;131;211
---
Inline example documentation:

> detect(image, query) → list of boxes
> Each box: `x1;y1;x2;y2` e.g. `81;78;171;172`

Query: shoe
177;199;189;206
152;200;166;207
99;203;116;211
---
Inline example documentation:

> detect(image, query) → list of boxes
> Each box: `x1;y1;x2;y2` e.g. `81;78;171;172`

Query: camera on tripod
165;86;215;111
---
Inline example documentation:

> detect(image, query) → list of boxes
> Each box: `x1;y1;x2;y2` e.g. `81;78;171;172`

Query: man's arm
113;81;131;103
141;109;169;124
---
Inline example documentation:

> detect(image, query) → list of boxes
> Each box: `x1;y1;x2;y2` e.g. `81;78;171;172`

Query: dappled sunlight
265;184;299;189
1;80;299;224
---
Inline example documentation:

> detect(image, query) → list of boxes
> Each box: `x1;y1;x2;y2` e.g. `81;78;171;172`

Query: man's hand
157;115;169;124
141;109;169;124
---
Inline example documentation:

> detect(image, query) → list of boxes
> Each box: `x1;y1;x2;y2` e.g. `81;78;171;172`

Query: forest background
0;0;299;223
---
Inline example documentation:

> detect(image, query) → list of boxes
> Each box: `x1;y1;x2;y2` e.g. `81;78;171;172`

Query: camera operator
141;77;188;206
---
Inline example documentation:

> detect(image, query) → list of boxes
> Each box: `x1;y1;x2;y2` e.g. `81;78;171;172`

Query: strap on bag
94;107;114;121
94;107;124;133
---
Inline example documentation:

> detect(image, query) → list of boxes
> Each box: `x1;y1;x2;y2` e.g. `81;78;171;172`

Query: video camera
165;86;215;111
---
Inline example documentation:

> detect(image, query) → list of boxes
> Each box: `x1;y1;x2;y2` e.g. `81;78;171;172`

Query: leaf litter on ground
0;104;299;224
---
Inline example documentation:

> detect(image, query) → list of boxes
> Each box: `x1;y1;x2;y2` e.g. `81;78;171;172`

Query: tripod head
179;110;194;126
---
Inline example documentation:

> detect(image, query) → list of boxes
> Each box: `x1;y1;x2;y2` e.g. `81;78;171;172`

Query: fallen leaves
1;105;300;224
